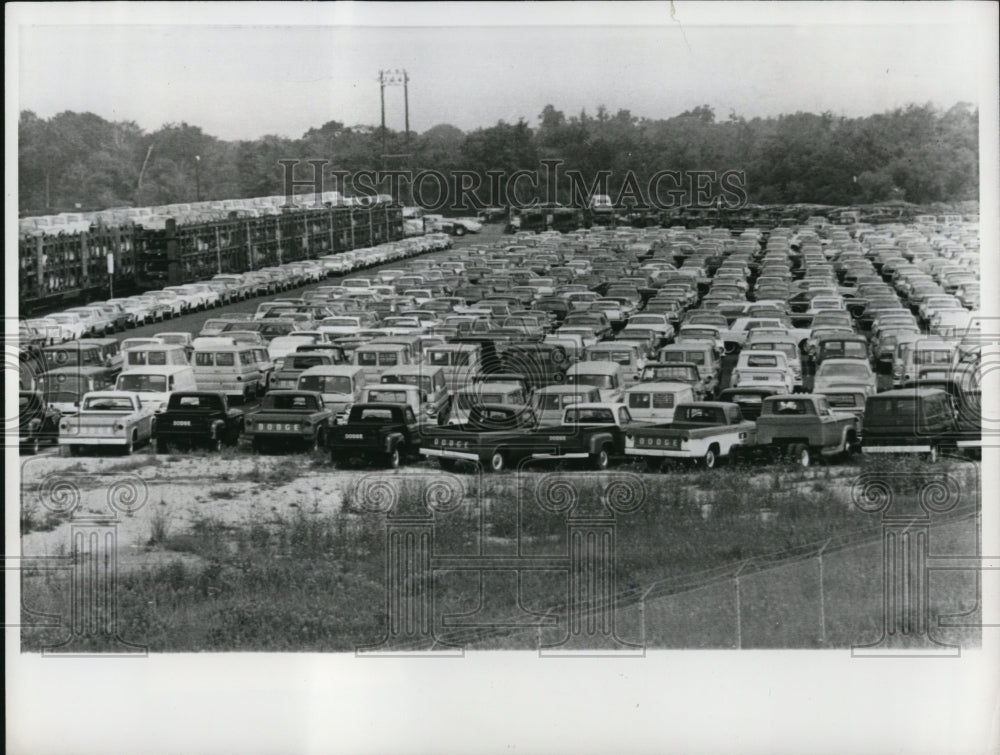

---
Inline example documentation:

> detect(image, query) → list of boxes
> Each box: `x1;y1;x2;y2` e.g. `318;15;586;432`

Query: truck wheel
924;446;938;463
252;438;265;454
156;439;170;454
487;450;507;473
791;443;811;468
702;447;718;469
386;447;401;469
590;445;611;471
453;225;467;237
644;457;663;473
210;435;223;452
124;432;136;456
313;428;327;452
25;437;40;456
69;445;82;457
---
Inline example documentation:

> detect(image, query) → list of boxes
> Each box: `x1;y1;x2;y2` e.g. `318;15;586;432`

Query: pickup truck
624;401;757;470
327;403;423;468
754;394;861;467
19;390;61;455
58;391;156;455
153;391;245;453
244;390;334;452
420;402;634;472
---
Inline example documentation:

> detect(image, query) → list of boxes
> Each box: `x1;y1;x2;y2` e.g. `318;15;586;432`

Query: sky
11;3;993;141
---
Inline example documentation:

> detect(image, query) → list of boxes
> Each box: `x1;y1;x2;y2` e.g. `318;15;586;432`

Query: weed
209;488;239;500
148;509;170;546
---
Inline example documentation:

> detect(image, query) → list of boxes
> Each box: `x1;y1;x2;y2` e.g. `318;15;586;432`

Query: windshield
263;395;319;411
818;363;870;378
534;393;587;410
914;350;953;365
746;355;779;367
383;374;432;392
564;407;615;424
298;375;354;395
45;348;102;367
365;389;410;404
117;374;168;392
37;375;87;401
565;374;614;389
83;396;135;411
643;366;696;381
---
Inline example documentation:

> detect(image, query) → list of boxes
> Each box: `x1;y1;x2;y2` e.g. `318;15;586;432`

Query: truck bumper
420;448;479;462
59;437;128;446
625;448;689;459
862;445;932;454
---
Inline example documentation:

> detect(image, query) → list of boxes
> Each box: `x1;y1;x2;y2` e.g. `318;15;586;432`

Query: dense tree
18;102;979;215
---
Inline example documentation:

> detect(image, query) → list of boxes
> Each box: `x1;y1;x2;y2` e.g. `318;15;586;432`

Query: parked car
244;390;334;452
754;394;860;467
19;390;61;455
812;358;877;397
58;391;157;455
327;403;424;468
624;401;756;470
153;391;245;452
861;388;956;462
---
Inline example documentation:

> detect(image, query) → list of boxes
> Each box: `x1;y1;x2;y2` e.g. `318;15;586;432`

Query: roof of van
298;365;366;376
534;384;600;394
867;388;949;399
567;361;623;374
625;381;694;392
118;364;193;376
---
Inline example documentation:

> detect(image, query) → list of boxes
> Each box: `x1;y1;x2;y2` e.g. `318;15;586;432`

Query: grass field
20;456;981;652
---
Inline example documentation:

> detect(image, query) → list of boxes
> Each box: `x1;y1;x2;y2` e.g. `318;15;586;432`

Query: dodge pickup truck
327;403;423;468
58;391;156;455
754;394;860;467
420;402;634;472
244;390;333;452
624;401;756;469
153;391;245;453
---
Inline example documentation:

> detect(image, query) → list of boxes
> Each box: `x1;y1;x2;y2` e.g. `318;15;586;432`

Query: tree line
18;102;978;216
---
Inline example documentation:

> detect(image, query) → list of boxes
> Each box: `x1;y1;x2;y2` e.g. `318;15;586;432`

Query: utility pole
195;155;202;202
379;68;411;203
379;70;387;171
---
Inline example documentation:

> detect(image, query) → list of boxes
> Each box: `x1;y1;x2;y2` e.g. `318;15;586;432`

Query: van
115;365;198;413
270;351;342;390
424;343;484;388
191;343;263;402
897;338;960;386
35;366;117;415
353;342;414;384
530;385;602;426
379;365;451;422
360;384;425;421
657;344;720;394
123;344;190;368
564;361;625;403
624;381;696;424
268;335;319;368
296;365;367;423
585;344;646;386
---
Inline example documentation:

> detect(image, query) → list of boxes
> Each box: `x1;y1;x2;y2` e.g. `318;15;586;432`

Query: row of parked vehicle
21;217;983;469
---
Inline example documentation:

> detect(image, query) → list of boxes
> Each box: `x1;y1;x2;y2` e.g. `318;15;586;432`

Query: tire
156;438;170;454
644;457;663;473
791;443;811;468
453;225;467;237
925;446;938;463
386;446;401;469
210;435;223;452
69;445;82;457
313;428;327;452
252;438;264;454
703;447;718;469
123;431;136;456
590;445;611;471
28;437;41;455
487;449;507;473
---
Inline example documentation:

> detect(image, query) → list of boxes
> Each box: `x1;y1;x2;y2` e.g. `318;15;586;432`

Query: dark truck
153;391;245;452
624;401;757;470
420;402;634;473
862;387;963;463
327;403;423;468
244;390;334;452
19;390;61;455
755;393;861;467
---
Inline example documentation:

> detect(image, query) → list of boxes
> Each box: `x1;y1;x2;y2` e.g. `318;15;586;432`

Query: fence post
733;561;752;649
817;538;832;646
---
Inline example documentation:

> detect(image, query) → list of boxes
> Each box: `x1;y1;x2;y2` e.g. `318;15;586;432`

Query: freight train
18;193;404;315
